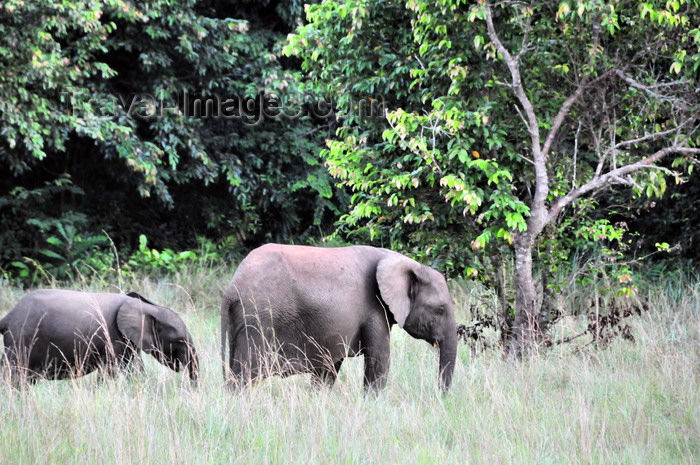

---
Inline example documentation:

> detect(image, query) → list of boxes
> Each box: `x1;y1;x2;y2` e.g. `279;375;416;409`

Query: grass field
0;267;697;464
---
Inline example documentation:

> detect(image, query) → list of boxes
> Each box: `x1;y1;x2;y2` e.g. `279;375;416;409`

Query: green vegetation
0;0;343;270
1;0;699;356
286;0;700;352
1;268;698;464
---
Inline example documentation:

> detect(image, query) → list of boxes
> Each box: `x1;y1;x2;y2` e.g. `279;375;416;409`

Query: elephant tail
220;293;236;384
221;296;229;381
0;316;7;369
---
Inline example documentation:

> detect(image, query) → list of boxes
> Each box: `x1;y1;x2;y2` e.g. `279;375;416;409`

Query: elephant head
117;293;199;383
377;254;457;391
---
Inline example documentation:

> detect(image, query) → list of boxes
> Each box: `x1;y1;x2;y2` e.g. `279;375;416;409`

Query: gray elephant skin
0;289;199;383
221;244;457;392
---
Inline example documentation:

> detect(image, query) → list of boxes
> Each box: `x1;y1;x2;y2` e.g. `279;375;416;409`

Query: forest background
1;0;699;348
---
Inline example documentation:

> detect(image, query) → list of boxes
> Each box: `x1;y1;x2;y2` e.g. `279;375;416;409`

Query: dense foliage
288;0;700;262
287;0;700;351
0;0;342;280
1;0;699;354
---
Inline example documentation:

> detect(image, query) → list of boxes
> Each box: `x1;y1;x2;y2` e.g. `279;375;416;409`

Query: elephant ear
116;296;160;351
376;254;421;328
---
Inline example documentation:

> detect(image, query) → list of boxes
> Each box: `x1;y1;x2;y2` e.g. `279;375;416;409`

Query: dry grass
0;268;697;464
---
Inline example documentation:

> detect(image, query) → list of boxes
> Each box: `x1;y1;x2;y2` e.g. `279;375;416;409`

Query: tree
287;0;700;354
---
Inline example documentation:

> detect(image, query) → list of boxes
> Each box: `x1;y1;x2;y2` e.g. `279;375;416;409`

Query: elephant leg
0;351;19;386
313;359;344;389
0;346;11;380
363;352;389;392
2;345;30;386
361;320;391;392
229;336;263;389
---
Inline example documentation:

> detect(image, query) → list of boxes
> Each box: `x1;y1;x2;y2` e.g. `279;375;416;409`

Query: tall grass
0;267;697;464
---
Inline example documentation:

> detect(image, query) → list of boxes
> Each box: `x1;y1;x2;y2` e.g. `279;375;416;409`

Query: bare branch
541;82;588;158
540;15;615;160
385;111;444;174
610;119;694;151
513;104;529;130
549;145;700;220
594;118;696;178
413;54;427;72
484;2;539;146
572;121;581;186
614;69;689;107
514;1;535;62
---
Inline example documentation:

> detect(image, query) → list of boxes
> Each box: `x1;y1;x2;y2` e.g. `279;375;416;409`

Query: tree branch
549;145;700;220
485;0;548;234
614;69;689;107
541;12;613;159
484;2;539;147
609;119;694;151
514;1;534;62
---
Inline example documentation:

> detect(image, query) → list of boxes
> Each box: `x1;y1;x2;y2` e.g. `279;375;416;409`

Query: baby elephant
0;289;198;383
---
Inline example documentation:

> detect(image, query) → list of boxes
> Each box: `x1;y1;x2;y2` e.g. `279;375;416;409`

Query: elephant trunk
438;328;457;392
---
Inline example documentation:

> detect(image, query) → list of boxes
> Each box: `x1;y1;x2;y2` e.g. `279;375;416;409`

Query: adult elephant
0;290;199;383
221;244;457;392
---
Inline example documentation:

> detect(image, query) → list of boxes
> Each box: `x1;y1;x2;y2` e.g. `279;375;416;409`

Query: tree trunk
508;231;540;358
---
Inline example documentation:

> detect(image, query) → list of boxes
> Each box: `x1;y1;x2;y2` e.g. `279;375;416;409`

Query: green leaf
39;249;65;260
